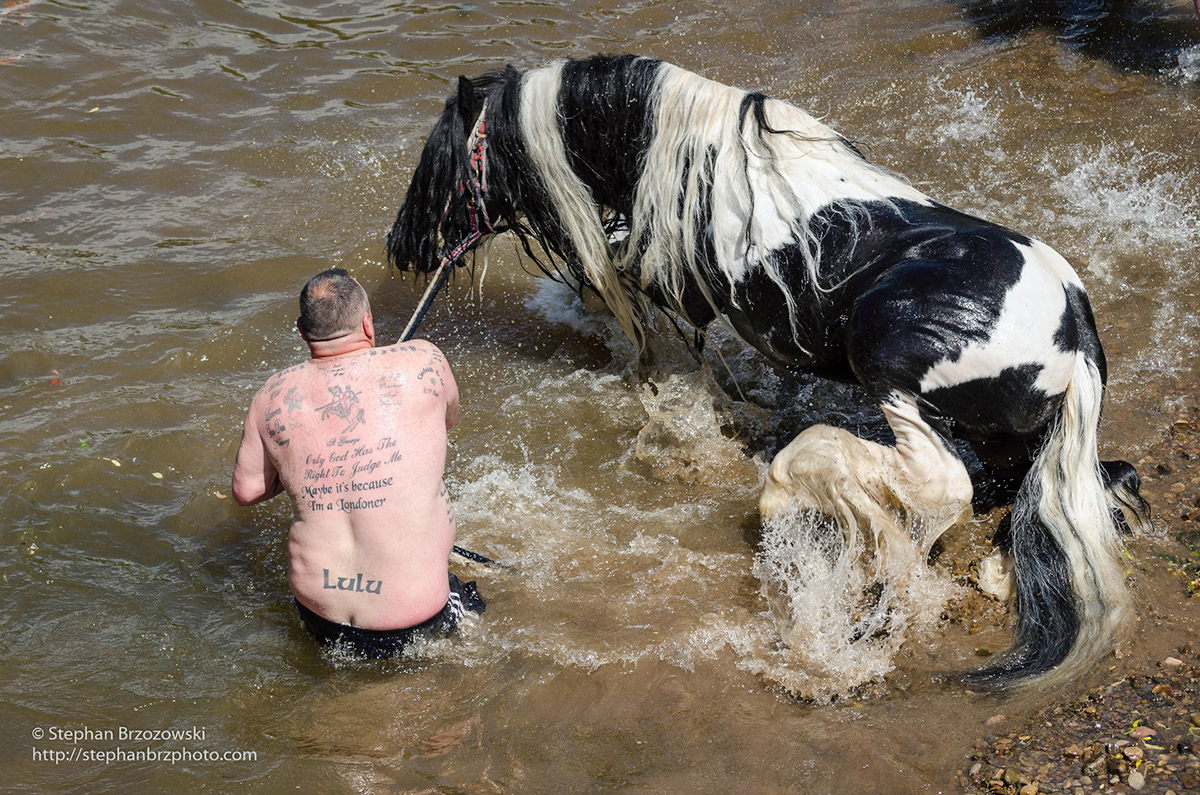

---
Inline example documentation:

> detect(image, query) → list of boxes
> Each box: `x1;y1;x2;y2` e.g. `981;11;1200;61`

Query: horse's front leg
760;392;973;559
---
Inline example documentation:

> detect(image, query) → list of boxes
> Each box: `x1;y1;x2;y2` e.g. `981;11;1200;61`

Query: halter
400;103;495;342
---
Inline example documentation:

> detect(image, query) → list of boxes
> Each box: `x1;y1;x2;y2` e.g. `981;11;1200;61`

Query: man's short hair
299;268;369;341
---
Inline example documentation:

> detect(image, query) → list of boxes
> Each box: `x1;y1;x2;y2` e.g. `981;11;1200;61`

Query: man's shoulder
374;339;442;358
259;361;313;398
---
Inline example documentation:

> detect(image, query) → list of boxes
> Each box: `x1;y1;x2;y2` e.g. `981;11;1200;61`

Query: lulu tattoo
322;568;382;594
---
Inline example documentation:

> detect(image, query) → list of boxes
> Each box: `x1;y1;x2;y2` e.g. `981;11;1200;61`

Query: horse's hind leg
1101;460;1153;535
967;451;1153;603
760;391;973;558
879;392;975;553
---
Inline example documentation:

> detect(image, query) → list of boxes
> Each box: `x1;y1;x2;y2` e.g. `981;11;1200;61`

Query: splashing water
1171;44;1200;83
930;87;997;144
745;503;960;702
635;366;765;486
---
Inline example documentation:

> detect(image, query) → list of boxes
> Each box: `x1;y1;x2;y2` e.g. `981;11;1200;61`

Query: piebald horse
387;55;1149;690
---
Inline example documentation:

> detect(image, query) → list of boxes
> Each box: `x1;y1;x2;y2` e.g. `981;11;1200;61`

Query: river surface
3;0;1200;792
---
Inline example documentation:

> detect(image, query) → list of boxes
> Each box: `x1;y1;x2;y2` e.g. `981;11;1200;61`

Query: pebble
986;714;1006;726
1018;784;1038;795
1128;769;1146;790
1163;656;1184;667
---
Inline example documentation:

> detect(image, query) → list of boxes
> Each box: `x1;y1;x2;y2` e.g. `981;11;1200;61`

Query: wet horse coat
388;55;1148;689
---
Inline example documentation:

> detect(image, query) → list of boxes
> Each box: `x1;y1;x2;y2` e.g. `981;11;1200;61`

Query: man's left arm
231;393;283;506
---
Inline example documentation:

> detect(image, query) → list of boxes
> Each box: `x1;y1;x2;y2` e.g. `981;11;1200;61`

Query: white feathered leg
760;392;973;557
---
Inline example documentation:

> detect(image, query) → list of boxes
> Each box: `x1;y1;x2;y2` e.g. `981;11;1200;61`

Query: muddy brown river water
3;1;1200;792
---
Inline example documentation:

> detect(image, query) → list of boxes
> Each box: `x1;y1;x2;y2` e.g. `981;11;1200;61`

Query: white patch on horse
628;64;931;340
918;240;1078;396
519;60;647;344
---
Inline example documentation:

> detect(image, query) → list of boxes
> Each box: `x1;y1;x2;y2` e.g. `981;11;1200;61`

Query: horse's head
387;69;516;275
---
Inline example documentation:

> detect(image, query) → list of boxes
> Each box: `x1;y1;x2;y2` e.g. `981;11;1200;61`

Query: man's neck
307;337;374;360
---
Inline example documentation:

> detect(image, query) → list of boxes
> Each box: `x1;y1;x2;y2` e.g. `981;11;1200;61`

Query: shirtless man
232;268;483;658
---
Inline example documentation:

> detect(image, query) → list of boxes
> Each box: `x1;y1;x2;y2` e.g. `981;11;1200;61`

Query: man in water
232;268;483;657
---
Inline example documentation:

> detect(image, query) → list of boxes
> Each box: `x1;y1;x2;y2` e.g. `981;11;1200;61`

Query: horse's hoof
976;548;1014;601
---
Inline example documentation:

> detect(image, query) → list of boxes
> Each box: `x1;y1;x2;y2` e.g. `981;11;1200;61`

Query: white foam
524;277;612;337
524;276;640;361
1042;144;1200;262
1170;44;1200;83
748;504;959;702
930;87;998;144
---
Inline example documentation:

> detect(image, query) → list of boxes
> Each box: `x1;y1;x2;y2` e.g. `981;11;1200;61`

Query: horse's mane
519;59;928;348
391;56;929;350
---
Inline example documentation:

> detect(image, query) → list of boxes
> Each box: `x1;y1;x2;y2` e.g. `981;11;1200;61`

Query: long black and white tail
970;353;1131;689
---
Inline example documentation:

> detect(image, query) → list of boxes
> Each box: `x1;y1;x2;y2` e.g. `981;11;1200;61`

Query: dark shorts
293;573;485;659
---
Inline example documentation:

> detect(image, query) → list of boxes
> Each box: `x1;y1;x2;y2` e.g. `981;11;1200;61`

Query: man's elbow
231;482;259;506
232;476;274;506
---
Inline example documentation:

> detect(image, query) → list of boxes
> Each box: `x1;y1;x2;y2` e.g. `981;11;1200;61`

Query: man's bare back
232;271;462;634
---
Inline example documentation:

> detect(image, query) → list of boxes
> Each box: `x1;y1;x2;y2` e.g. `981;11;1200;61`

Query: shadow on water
952;0;1200;75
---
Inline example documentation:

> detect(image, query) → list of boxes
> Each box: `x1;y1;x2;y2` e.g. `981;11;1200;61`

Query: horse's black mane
385;68;505;266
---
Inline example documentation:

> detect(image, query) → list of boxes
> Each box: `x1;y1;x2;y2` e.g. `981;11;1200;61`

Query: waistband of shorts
292;594;448;640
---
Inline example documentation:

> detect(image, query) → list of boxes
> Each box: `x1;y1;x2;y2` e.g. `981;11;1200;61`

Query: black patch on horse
557;55;662;219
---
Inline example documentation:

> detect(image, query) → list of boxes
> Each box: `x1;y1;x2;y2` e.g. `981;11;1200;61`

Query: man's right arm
231;393;283;506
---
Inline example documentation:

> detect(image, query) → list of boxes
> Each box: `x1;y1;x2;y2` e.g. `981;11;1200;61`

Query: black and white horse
387;55;1150;690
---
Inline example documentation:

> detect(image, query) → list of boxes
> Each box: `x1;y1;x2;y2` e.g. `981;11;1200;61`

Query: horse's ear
456;76;483;135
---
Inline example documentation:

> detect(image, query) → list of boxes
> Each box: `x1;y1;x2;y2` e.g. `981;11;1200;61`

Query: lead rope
400;106;505;569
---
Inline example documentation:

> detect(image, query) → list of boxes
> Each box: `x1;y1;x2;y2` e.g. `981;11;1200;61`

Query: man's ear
362;312;375;345
456;75;483;136
296;317;308;341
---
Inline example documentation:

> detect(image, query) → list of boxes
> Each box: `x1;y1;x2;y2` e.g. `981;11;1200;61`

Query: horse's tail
970;352;1131;690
